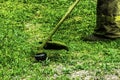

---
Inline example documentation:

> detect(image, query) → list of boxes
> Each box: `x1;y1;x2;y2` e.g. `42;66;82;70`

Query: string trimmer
35;0;80;61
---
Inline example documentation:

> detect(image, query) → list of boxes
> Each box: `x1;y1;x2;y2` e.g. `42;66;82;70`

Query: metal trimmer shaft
39;0;80;51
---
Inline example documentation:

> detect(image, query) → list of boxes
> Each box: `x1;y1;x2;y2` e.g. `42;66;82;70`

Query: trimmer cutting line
35;0;80;61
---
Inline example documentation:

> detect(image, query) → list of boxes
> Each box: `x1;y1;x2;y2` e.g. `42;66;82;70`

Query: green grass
0;0;120;80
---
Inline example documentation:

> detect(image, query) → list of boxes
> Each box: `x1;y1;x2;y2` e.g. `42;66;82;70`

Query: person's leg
84;0;120;41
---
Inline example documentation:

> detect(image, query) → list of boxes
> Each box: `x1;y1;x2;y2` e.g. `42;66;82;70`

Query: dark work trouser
94;0;120;38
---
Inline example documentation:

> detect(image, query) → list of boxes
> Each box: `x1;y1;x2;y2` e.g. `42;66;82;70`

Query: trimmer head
35;52;47;61
35;41;68;61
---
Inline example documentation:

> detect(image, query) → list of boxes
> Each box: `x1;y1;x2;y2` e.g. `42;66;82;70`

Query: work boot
83;34;116;41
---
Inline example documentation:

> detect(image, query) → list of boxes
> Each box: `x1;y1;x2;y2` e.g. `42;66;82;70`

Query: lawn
0;0;120;80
